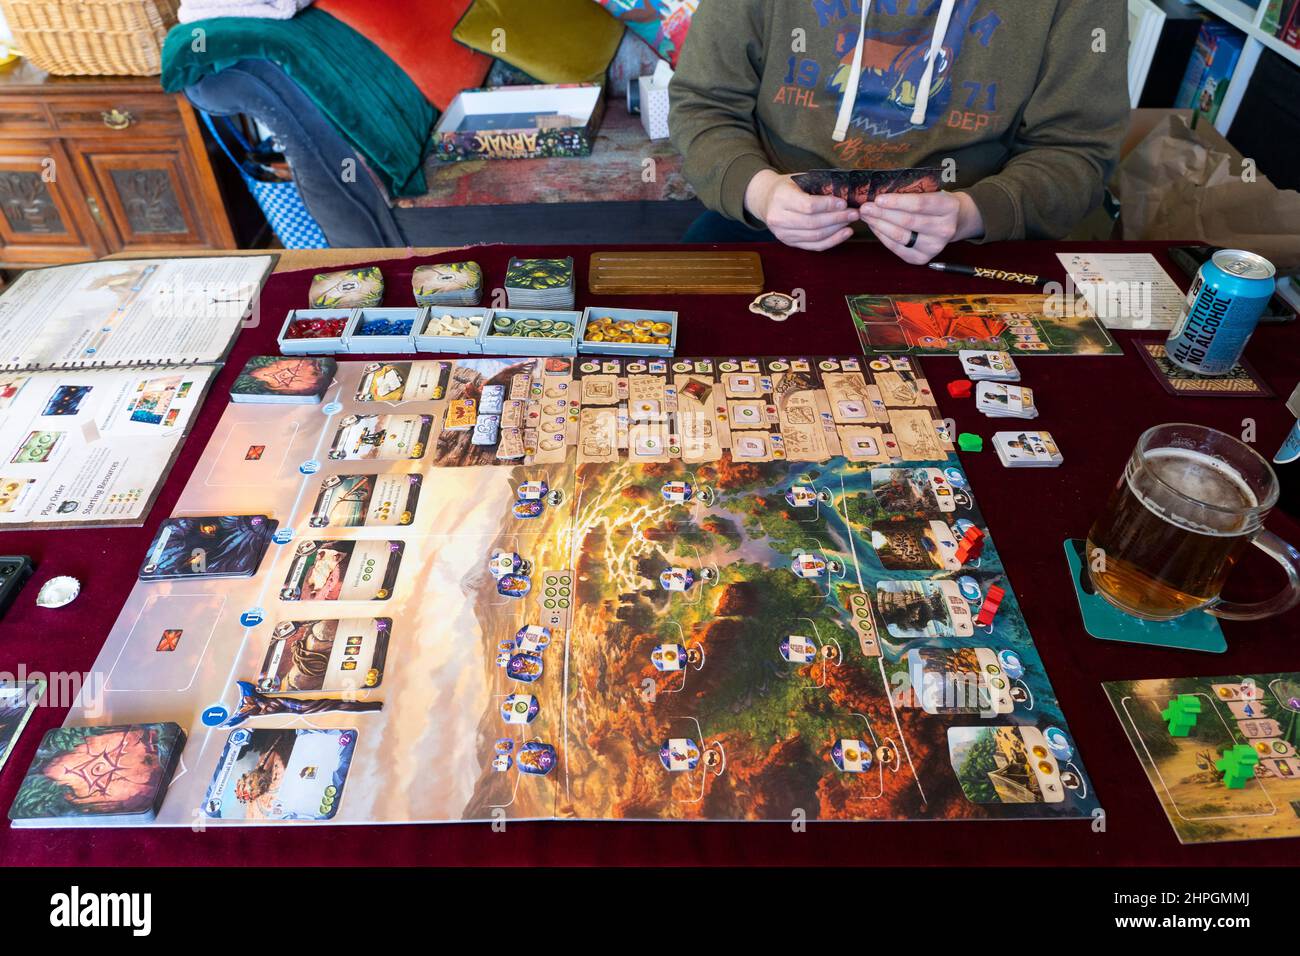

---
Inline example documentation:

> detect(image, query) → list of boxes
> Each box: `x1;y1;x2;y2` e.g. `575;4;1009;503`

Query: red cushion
316;0;492;111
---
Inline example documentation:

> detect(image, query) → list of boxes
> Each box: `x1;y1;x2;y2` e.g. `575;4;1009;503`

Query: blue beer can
1165;250;1276;376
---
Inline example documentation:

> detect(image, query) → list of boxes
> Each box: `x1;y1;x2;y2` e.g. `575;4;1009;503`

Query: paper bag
1117;114;1300;272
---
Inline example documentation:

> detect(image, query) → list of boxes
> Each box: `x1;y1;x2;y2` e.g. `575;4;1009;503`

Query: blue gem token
240;607;265;627
299;459;321;475
271;528;294;545
201;705;229;727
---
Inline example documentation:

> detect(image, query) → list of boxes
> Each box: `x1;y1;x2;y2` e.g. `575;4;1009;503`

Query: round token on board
749;292;798;322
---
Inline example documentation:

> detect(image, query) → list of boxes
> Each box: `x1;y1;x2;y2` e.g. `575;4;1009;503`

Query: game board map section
846;293;1122;356
1104;673;1300;844
32;356;1097;826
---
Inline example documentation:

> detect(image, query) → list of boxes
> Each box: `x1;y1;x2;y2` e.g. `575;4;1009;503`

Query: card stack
413;261;483;307
505;257;575;310
9;722;186;827
993;431;1063;468
976;382;1038;420
959;350;1020;382
230;356;337;404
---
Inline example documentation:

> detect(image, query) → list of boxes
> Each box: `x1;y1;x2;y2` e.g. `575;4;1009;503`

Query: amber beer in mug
1087;424;1300;622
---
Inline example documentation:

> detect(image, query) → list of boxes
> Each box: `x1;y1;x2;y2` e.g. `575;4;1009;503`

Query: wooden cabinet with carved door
0;60;239;268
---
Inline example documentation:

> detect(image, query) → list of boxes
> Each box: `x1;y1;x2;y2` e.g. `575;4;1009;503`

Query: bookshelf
1190;0;1300;133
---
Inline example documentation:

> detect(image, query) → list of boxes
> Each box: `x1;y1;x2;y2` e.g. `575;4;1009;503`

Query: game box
433;84;605;162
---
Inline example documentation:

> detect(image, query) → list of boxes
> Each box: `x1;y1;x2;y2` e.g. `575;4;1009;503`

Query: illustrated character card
328;414;432;461
279;539;404;601
876;580;974;638
257;617;391;692
355;362;449;403
906;647;1015;717
792;167;941;207
870;518;959;571
947;726;1068;804
308;473;422;528
138;514;279;581
203;728;357;821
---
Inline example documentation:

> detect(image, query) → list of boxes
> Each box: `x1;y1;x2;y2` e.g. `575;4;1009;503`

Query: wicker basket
0;0;181;76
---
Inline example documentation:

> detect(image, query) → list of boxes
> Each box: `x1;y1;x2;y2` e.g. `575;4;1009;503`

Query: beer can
1165;249;1275;375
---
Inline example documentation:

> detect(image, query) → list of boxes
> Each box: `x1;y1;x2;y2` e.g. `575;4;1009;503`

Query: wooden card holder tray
588;251;765;295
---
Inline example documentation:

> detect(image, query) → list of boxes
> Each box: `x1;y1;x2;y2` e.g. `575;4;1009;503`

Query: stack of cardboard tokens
505;257;575;309
413;262;483;307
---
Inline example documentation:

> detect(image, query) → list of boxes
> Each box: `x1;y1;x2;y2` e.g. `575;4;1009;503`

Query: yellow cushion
453;0;625;85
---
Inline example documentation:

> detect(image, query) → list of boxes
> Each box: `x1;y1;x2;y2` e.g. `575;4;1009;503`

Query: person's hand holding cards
744;170;860;252
788;166;984;264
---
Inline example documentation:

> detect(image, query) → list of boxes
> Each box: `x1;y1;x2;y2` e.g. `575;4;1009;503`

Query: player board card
959;350;1020;382
355;361;450;403
0;680;44;774
976;382;1038;419
1135;341;1273;399
9;722;185;827
257;617;391;692
877;580;974;638
887;408;948;461
327;414;433;461
138;514;278;581
203;728;357;821
871;466;956;514
907;647;1015;717
993;431;1062;468
946;726;1068;804
791;167;941;207
1104;672;1300;843
308;473;423;528
870;519;960;571
279;539;404;601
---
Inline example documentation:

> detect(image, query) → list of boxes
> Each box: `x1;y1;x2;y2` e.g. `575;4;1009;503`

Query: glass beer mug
1087;424;1300;622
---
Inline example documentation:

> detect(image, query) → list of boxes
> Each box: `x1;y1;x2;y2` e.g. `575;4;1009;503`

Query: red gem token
947;380;973;399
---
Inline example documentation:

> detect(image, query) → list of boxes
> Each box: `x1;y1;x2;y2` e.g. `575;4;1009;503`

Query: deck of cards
505;257;575;310
976;382;1037;419
960;350;1020;382
993;431;1062;468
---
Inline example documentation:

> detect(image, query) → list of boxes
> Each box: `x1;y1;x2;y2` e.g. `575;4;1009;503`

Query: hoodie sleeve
961;0;1129;242
669;0;773;226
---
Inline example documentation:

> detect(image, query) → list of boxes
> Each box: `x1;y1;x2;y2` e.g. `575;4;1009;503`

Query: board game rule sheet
49;355;1099;825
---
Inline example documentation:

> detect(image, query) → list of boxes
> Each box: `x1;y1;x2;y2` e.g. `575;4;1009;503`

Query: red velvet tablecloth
2;240;1298;866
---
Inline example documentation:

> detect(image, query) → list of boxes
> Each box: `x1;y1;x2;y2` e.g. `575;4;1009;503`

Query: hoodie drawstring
831;0;959;142
911;0;958;126
832;0;871;142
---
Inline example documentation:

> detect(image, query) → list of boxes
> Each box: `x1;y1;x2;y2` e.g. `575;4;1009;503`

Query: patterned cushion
592;0;697;66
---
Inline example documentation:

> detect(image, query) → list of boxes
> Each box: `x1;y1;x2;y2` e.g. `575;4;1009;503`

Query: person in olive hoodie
669;0;1130;261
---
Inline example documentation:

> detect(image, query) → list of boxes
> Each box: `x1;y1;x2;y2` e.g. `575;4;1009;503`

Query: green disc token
559;599;570;608
545;599;556;609
325;785;337;797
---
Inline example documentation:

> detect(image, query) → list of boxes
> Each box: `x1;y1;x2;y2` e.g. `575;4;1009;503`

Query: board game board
38;355;1098;825
1105;673;1300;844
847;293;1121;355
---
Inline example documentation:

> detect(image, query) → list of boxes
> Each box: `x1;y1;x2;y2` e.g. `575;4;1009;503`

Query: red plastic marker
947;380;973;399
955;526;986;564
976;585;1006;628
